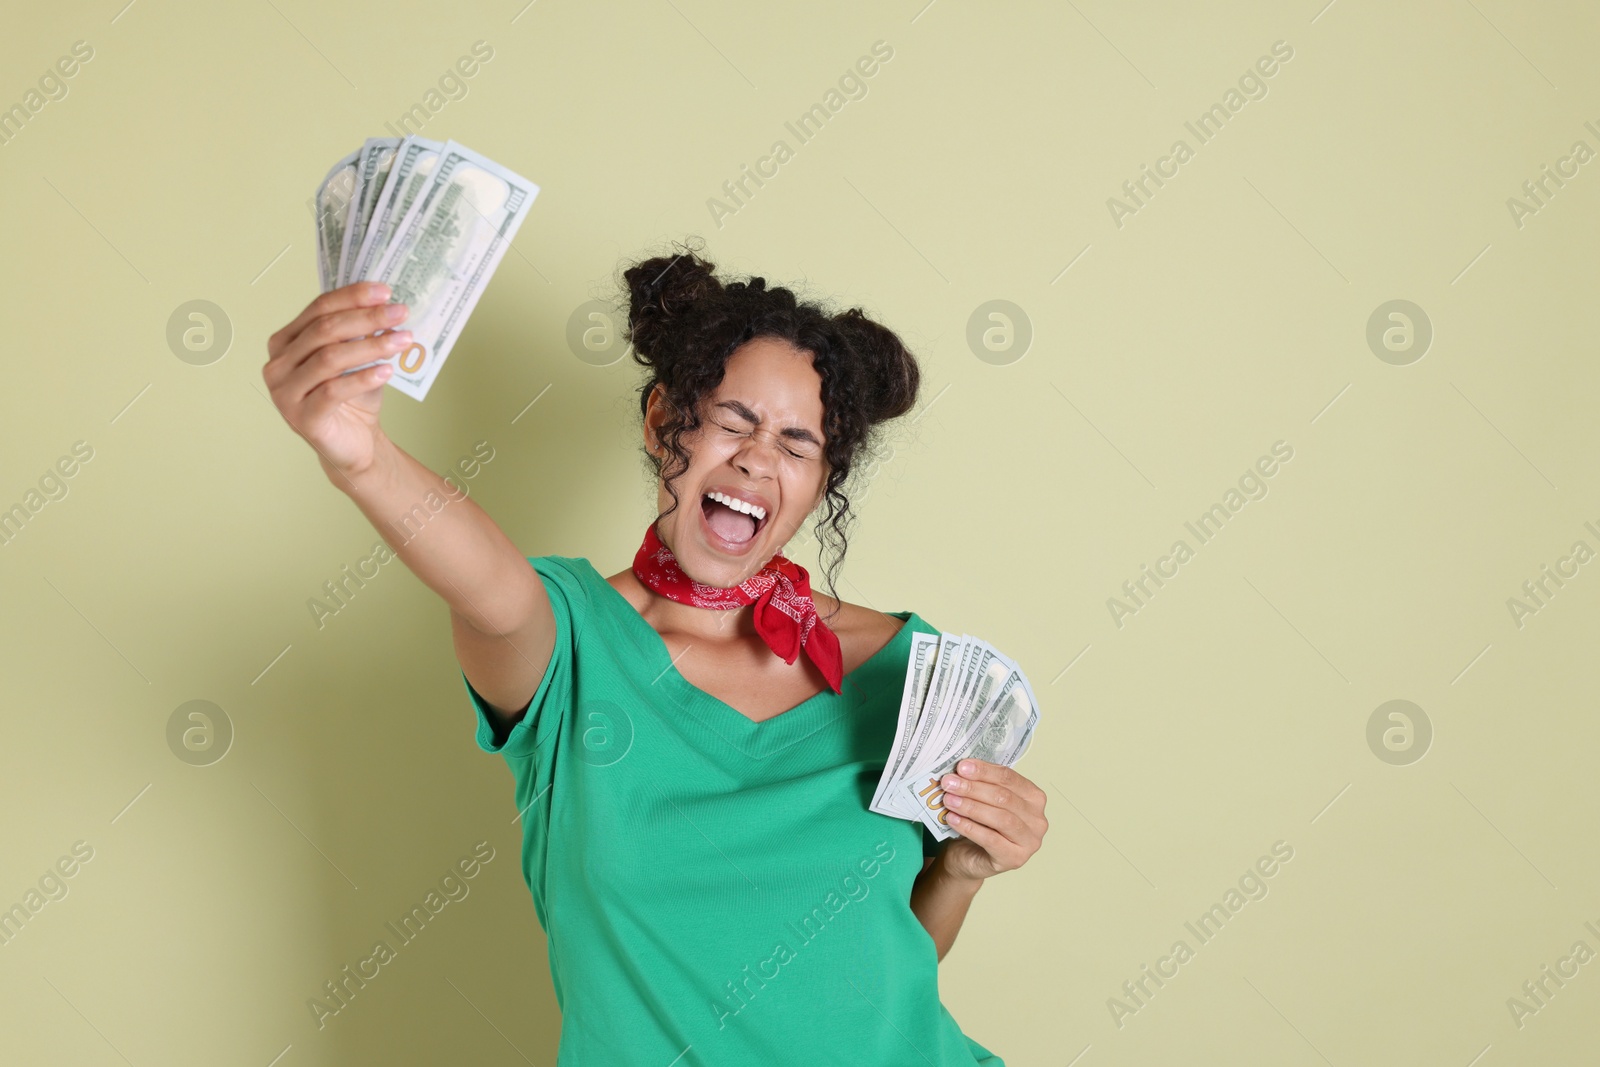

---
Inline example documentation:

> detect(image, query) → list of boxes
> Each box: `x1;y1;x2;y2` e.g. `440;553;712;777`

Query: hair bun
622;242;721;365
832;306;920;423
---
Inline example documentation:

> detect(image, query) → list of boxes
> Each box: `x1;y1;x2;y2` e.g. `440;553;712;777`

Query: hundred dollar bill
313;150;359;292
914;636;981;777
885;634;967;817
355;141;538;400
905;666;1040;841
893;642;1010;823
869;631;942;819
910;643;1013;785
337;137;401;288
348;135;443;286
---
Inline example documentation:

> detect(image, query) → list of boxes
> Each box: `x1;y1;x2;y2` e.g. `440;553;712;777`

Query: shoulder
812;591;905;668
601;565;646;612
528;555;598;614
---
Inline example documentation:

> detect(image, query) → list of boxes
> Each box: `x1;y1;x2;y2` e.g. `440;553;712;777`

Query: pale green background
2;1;1598;1064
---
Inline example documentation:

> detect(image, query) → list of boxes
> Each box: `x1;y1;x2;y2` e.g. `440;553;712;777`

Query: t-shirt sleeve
463;555;590;758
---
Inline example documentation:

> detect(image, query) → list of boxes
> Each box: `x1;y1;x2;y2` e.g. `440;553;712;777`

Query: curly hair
618;237;921;616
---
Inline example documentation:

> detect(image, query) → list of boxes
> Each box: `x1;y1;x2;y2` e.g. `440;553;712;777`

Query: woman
263;244;1048;1064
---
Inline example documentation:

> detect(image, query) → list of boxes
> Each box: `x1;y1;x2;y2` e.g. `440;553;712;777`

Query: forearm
909;855;983;961
325;432;534;634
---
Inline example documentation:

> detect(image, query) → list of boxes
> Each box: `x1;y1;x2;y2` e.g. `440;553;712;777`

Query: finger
940;781;1045;824
269;306;395;391
268;283;389;359
280;331;413;405
951;760;1046;809
274;302;411;378
954;758;1015;785
943;809;1017;861
269;282;391;358
941;794;1033;847
301;361;394;423
943;767;1042;817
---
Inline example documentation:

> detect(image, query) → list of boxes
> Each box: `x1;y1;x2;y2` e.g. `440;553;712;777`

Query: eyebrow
714;400;823;448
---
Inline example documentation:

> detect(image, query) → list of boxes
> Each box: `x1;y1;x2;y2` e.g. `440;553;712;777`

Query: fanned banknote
337;137;401;289
310;137;539;401
870;633;1041;841
870;631;942;819
313;150;359;293
349;136;443;284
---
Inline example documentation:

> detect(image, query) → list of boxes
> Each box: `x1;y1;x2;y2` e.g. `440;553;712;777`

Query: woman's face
646;337;829;589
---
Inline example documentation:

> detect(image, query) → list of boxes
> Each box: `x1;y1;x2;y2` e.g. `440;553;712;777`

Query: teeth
705;490;766;522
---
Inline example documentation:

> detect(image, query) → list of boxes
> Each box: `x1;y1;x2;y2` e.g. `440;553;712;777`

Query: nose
731;426;785;477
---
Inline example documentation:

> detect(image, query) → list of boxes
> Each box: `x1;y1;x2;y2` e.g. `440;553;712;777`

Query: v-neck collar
577;558;919;759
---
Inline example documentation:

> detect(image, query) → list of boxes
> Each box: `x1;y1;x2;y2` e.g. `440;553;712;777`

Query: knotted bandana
631;520;844;694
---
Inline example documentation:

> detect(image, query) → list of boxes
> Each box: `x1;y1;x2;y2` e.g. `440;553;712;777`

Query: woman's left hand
935;759;1049;883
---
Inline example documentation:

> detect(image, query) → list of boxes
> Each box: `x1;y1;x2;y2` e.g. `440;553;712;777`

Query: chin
664;510;777;589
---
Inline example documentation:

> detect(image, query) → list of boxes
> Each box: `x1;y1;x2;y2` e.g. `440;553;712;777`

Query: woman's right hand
262;282;413;478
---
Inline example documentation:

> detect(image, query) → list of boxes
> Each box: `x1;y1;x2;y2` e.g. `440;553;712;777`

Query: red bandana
631;520;844;694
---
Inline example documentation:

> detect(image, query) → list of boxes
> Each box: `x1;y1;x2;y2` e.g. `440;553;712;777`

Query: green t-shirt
463;555;1004;1066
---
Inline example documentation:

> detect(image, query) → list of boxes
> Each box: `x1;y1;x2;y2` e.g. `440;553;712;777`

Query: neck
621;569;762;642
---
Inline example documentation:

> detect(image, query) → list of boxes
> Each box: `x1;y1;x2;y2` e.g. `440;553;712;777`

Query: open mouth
701;490;769;546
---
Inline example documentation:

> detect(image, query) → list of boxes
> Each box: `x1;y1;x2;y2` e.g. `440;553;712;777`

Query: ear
643;383;666;453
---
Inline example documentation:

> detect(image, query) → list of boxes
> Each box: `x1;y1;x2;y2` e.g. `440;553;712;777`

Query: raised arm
262;282;554;734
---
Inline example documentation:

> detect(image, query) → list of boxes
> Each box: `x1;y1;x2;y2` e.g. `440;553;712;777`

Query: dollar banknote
870;632;1041;839
913;643;1014;782
869;631;941;819
878;634;967;818
311;137;539;401
313;150;359;293
348;136;442;285
925;641;1010;773
364;141;537;399
905;665;1040;841
337;137;401;288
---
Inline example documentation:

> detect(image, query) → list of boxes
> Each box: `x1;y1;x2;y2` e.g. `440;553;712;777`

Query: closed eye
716;421;810;459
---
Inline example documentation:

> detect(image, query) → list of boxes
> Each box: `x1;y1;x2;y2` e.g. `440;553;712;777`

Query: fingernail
369;283;391;301
384;303;405;322
959;761;975;775
376;364;394;378
941;775;960;791
944;794;963;808
390;330;413;345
